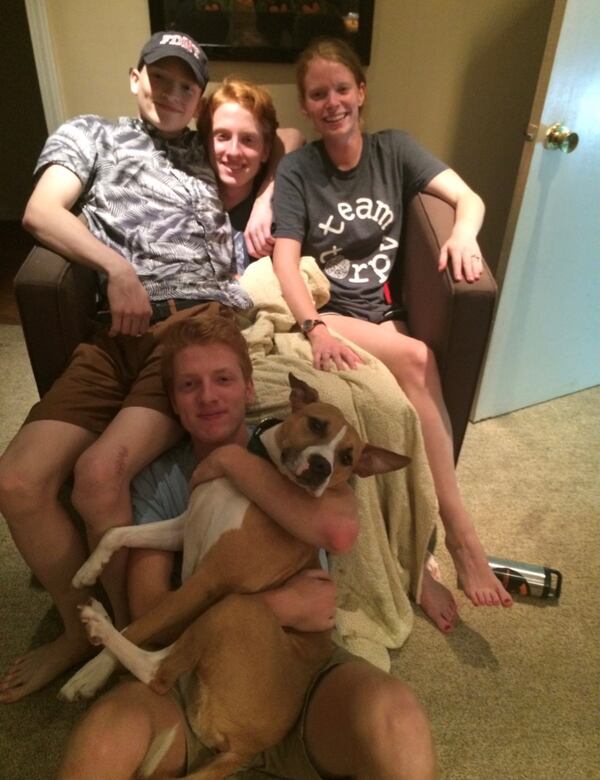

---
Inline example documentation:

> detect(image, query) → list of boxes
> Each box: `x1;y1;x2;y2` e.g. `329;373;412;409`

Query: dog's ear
288;373;320;411
353;445;411;477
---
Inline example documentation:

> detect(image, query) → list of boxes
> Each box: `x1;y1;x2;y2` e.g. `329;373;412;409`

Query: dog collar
247;418;282;463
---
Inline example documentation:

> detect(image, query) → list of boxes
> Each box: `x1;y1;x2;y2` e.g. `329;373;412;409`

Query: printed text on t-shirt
318;198;398;284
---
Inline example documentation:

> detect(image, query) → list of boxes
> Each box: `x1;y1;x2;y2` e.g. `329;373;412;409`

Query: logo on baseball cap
138;31;209;89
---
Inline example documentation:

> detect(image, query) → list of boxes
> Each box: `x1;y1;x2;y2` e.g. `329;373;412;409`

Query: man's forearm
210;446;358;554
253;569;336;633
23;173;153;334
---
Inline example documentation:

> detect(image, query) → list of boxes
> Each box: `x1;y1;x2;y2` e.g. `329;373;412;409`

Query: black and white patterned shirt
35;115;252;309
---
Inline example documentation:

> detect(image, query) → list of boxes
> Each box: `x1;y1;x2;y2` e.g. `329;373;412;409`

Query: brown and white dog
60;373;409;780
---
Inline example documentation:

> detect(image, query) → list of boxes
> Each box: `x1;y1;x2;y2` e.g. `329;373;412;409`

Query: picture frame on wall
148;1;375;65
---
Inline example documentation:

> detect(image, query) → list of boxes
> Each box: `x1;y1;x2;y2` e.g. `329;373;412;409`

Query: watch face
301;319;324;334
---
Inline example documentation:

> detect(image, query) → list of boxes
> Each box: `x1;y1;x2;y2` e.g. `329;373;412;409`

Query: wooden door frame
24;0;66;133
493;0;567;288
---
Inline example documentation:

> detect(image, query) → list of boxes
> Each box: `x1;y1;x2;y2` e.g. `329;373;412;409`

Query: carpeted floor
1;323;599;780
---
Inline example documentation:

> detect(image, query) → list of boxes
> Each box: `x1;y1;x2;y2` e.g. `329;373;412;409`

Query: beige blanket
237;257;438;671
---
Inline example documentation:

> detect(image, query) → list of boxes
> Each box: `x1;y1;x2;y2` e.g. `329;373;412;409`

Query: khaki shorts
25;302;229;434
173;644;358;779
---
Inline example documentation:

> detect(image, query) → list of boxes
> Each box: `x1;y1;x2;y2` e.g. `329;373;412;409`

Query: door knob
544;123;579;153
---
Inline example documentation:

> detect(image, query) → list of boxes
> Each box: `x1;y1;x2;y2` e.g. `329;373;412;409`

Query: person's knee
385;682;430;738
61;683;153;770
71;445;131;518
0;453;56;519
0;456;27;514
361;679;433;756
59;681;186;780
128;549;175;619
393;339;437;390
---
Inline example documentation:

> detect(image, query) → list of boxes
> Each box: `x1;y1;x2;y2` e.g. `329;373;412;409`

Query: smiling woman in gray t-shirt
272;37;513;630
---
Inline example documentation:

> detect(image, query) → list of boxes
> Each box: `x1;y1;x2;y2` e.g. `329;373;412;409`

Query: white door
472;0;600;421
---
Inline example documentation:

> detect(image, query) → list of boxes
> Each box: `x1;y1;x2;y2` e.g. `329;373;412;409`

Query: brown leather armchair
13;192;496;461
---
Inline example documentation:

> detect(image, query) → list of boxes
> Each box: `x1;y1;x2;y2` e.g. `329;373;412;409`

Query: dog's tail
139;723;179;778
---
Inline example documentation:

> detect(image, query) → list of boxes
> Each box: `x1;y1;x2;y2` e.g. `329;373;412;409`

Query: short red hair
161;313;252;392
200;76;279;149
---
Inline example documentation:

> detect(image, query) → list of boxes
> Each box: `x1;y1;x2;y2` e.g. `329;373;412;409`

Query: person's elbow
22;199;39;236
321;514;359;554
22;197;48;239
469;188;485;218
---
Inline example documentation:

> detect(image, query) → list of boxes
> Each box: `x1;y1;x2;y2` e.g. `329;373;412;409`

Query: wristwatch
300;318;326;335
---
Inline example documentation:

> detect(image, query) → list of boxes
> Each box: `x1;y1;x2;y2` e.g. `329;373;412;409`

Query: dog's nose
308;454;331;478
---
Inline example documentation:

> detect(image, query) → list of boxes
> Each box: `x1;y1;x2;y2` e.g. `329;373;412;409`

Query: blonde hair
296;37;366;105
201;76;278;149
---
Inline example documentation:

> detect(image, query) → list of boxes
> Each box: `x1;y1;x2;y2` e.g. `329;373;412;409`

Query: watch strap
300;318;326;335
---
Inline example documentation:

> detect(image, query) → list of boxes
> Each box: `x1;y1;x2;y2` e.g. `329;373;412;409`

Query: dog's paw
72;547;113;588
79;598;113;646
59;649;117;701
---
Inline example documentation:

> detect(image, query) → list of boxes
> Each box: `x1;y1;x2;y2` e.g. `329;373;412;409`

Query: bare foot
425;553;442;582
445;530;513;608
419;567;458;633
0;632;92;703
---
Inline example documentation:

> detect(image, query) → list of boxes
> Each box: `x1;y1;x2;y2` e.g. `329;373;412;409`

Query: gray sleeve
34;114;102;186
131;448;193;525
394;131;448;202
131;468;174;525
272;152;309;243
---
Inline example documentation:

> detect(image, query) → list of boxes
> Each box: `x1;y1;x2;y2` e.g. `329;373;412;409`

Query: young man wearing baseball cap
133;31;210;138
0;31;297;703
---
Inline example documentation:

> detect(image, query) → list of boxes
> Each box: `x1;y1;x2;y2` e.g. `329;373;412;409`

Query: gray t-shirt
132;438;197;524
35;115;252;310
273;130;446;322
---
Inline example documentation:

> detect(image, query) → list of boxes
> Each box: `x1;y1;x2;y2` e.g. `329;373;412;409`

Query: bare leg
0;421;97;702
57;679;187;780
305;660;437;780
323;315;512;608
71;407;182;628
128;548;176;619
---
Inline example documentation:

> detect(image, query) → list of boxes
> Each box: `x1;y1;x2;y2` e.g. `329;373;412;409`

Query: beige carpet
1;323;599;780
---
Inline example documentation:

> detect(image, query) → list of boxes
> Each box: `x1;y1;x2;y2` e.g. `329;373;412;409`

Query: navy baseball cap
138;31;209;89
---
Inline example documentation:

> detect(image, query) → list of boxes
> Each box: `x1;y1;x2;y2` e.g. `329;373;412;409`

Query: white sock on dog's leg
80;600;174;685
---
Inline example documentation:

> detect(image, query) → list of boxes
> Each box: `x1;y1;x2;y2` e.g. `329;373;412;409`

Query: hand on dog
188;445;241;492
263;569;337;632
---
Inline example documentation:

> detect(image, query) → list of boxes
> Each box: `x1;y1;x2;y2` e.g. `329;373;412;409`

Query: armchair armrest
14;245;99;398
391;192;497;461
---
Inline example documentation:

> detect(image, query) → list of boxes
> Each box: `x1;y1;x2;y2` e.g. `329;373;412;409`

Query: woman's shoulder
278;139;322;172
366;129;416;149
366;130;439;165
